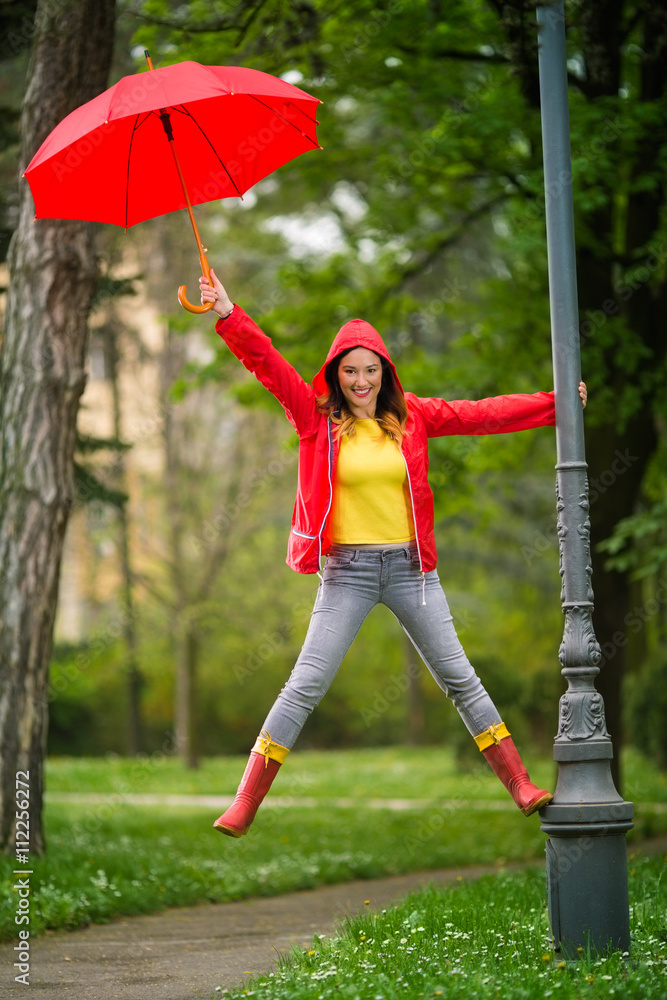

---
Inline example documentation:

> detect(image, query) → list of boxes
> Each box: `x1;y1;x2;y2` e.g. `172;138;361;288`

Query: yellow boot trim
474;721;511;751
252;730;290;767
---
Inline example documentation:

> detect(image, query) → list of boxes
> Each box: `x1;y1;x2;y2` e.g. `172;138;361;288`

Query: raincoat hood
311;319;403;397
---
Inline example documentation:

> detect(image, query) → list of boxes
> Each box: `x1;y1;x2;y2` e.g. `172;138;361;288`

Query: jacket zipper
400;447;426;605
315;418;335;586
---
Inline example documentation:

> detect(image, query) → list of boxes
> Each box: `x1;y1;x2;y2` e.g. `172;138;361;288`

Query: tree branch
391;191;509;291
395;42;510;63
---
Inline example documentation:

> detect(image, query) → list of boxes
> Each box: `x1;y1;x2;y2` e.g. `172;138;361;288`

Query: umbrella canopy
25;60;320;228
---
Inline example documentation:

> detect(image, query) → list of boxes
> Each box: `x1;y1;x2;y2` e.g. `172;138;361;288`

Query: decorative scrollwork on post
558;605;601;668
577;489;594;603
557;691;609;741
555;467;608;747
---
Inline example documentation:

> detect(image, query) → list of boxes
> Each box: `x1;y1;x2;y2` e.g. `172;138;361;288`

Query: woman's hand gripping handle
199;268;234;320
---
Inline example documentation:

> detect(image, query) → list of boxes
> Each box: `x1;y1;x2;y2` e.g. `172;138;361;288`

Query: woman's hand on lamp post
199;268;234;319
579;381;588;408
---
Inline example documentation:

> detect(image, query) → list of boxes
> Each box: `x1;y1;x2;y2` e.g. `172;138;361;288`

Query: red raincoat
217;307;555;575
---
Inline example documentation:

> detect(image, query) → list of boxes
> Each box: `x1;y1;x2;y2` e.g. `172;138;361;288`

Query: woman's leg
260;552;379;748
382;555;501;735
215;550;378;836
382;550;551;815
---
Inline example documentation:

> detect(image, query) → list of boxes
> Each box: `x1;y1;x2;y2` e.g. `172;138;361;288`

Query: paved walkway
0;858;533;999
2;837;665;1000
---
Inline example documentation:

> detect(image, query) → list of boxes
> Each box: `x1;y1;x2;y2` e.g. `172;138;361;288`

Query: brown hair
316;346;408;447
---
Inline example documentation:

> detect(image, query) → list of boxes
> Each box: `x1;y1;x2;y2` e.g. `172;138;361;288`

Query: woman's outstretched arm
417;381;586;437
198;269;318;435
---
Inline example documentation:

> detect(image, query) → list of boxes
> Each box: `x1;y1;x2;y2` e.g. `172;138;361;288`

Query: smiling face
337;347;383;419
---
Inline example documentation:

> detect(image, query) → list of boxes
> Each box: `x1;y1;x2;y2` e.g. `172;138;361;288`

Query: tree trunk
0;0;116;855
175;626;200;770
105;322;144;754
160;320;194;766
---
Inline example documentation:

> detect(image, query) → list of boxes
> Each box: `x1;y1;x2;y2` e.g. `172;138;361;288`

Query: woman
199;269;587;837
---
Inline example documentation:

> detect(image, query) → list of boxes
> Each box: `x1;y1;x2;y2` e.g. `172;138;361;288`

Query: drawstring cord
421;571;426;606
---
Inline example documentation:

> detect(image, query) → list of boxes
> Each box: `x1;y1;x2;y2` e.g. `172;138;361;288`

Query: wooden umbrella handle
178;287;213;313
178;273;214;313
177;236;214;315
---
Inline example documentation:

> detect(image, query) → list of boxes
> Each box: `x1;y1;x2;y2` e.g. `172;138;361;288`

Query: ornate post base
541;741;634;955
541;464;634;956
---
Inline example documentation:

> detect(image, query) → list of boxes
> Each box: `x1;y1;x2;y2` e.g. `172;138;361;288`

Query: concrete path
1;836;665;1000
0;859;530;1000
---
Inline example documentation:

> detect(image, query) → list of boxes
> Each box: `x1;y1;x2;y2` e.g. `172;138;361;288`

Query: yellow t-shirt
330;419;415;544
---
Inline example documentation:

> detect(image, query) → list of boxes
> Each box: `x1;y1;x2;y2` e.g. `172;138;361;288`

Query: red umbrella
24;53;321;312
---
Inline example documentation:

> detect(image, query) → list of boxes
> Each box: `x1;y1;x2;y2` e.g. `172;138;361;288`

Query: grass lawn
222;857;667;999
42;744;667;805
1;746;665;943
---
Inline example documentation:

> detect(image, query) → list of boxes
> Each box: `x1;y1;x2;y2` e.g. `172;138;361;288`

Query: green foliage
72;433;131;511
91;272;141;310
600;499;667;580
72;461;127;510
48;635;176;756
226;859;667;1000
625;651;667;769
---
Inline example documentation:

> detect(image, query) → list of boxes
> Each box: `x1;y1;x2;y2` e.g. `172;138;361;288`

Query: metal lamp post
535;1;634;956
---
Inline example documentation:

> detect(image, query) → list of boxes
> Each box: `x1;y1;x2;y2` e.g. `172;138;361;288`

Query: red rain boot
214;732;289;837
477;723;552;816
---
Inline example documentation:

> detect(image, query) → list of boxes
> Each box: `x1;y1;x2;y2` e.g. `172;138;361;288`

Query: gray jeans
260;544;502;749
